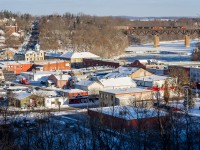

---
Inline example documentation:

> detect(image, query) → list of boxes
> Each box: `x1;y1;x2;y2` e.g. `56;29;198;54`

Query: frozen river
120;39;199;62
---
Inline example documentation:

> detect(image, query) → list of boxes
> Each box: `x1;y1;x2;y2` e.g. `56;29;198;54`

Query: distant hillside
1;11;199;58
39;14;129;58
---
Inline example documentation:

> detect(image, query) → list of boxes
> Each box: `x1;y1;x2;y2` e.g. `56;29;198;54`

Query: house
60;51;99;68
14;91;44;108
75;77;137;95
5;24;18;36
20;71;57;82
34;90;66;108
0;36;5;44
75;80;102;95
0;48;16;60
88;106;167;130
45;96;67;108
99;87;153;107
103;66;152;79
129;59;164;69
47;74;71;88
133;75;175;88
14;52;25;61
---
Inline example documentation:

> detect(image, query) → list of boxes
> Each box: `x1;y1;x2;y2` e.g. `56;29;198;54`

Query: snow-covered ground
169;98;200;117
121;39;200;62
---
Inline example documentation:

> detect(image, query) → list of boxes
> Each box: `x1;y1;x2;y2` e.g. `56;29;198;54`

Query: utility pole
186;88;189;114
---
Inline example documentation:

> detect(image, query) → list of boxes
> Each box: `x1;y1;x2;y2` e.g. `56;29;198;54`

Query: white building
20;71;58;82
134;75;174;87
75;77;137;95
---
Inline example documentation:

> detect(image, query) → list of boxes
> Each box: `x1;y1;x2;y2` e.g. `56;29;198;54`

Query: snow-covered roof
101;87;152;95
20;71;58;76
60;52;99;59
0;30;5;35
134;75;171;82
0;61;31;66
104;66;139;79
89;106;167;120
16;91;32;100
11;32;20;37
45;53;62;57
0;36;5;40
25;50;41;54
99;77;137;87
53;74;71;80
33;90;59;97
76;80;95;87
59;89;87;93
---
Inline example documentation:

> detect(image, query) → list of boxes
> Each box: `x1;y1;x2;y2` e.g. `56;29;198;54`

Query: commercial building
25;50;45;61
99;87;153;107
88;106;167;130
75;77;137;95
103;66;152;79
60;51;99;68
35;61;71;71
0;61;33;75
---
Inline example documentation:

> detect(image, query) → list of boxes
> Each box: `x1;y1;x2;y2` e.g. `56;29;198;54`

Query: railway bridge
123;28;200;47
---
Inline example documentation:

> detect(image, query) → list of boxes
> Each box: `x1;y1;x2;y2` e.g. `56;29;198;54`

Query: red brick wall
7;63;33;75
43;61;71;71
48;75;68;88
88;109;167;131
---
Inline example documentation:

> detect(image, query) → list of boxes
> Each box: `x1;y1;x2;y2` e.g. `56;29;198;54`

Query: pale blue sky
0;0;200;17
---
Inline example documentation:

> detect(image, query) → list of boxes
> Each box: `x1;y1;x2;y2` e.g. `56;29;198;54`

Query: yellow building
25;50;44;61
99;87;153;107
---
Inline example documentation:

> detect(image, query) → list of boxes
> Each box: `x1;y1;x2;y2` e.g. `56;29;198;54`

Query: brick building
88;106;167;130
0;61;33;75
5;24;18;36
83;58;120;68
42;61;70;71
48;74;71;88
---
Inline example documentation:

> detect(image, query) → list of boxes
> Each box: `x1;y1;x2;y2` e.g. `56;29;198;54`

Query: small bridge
123;28;200;47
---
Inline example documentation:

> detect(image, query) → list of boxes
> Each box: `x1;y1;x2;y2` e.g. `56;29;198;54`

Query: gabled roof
104;66;140;79
76;80;96;87
51;74;71;81
134;75;171;82
16;91;32;100
99;77;137;87
11;32;20;37
100;87;152;95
